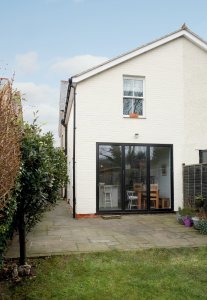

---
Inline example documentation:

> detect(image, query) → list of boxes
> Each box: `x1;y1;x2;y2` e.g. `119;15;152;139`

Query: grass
1;247;207;300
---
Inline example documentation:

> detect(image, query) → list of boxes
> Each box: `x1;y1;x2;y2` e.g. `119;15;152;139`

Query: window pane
150;147;171;209
134;80;143;97
200;150;207;163
123;98;133;115
98;145;122;210
134;99;143;115
123;79;133;96
125;146;147;210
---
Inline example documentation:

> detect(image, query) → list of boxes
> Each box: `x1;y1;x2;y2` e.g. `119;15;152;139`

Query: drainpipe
63;78;76;218
61;119;67;199
72;86;76;219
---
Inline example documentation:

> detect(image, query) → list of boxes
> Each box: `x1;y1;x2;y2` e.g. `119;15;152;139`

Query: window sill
123;115;146;119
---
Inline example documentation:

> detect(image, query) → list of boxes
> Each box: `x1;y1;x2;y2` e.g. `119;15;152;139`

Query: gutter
62;77;76;219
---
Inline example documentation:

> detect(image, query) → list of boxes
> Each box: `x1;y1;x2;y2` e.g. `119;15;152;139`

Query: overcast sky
1;0;207;144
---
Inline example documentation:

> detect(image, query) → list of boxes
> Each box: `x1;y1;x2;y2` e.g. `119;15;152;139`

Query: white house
59;25;207;218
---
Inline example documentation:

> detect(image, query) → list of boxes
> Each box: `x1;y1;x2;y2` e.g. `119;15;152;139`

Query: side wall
183;39;207;164
75;37;186;214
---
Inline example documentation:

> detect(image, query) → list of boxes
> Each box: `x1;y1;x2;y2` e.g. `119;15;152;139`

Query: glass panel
98;145;122;210
123;79;133;96
125;146;147;210
150;147;171;209
134;99;143;115
134;80;143;97
123;98;133;115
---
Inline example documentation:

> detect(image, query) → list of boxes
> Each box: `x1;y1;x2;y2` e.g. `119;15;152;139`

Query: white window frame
123;76;145;118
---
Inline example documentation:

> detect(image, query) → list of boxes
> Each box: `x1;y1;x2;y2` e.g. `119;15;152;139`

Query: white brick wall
66;37;207;214
183;38;207;164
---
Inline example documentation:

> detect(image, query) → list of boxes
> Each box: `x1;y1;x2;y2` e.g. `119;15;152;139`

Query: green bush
178;207;195;217
15;122;68;232
198;219;207;235
13;121;68;264
0;194;17;267
0;121;68;266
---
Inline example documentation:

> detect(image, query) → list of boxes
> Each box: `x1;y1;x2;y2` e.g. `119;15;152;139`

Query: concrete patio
6;200;207;258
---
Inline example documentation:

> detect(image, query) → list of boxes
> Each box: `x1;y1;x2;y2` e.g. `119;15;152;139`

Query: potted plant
182;216;193;227
176;207;195;227
176;207;183;224
191;216;200;229
194;209;207;231
190;195;205;229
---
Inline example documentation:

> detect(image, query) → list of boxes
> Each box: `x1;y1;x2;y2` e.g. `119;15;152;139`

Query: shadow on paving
6;200;207;258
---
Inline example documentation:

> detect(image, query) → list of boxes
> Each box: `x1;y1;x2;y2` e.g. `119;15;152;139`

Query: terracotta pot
129;113;139;118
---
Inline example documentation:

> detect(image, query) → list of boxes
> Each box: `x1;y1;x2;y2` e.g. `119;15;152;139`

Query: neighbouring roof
71;24;207;84
59;80;69;135
59;80;69;111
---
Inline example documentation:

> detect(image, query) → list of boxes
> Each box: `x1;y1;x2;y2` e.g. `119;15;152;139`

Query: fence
183;163;207;207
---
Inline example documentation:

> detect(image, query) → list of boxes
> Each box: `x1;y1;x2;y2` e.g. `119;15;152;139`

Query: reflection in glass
123;79;133;96
98;145;122;210
134;99;143;115
123;78;144;116
98;144;172;212
123;98;143;115
150;147;171;209
134;80;143;97
125;146;147;210
123;98;133;115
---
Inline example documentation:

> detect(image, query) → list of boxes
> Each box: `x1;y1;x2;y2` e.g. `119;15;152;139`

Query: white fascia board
183;31;207;51
72;29;207;84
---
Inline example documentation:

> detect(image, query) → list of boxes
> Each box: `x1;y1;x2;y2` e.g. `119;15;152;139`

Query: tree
15;121;68;265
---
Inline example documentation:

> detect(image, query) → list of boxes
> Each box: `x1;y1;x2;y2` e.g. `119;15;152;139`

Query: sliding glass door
150;146;172;210
98;145;122;210
97;143;173;212
125;146;147;210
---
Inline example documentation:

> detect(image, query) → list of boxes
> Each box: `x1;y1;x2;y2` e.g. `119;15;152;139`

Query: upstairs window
123;77;144;116
199;150;207;163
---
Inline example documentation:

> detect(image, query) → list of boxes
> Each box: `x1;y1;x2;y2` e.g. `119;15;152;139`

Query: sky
1;0;207;145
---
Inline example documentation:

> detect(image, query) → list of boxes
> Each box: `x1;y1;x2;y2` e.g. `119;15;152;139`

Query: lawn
1;247;207;300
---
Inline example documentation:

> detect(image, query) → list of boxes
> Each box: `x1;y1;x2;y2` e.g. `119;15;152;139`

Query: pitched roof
71;24;207;84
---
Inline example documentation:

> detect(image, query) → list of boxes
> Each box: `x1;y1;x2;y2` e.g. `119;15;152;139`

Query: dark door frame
96;142;174;214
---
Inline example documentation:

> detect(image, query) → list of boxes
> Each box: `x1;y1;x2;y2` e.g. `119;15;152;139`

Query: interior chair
140;184;159;209
103;185;113;208
150;184;159;209
133;183;143;192
126;191;138;210
133;183;146;209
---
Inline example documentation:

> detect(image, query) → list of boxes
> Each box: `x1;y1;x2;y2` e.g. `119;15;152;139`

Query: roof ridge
70;25;207;81
72;27;183;79
181;23;188;30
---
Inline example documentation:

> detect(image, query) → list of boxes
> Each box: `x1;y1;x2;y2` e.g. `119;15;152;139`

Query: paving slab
5;200;207;258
